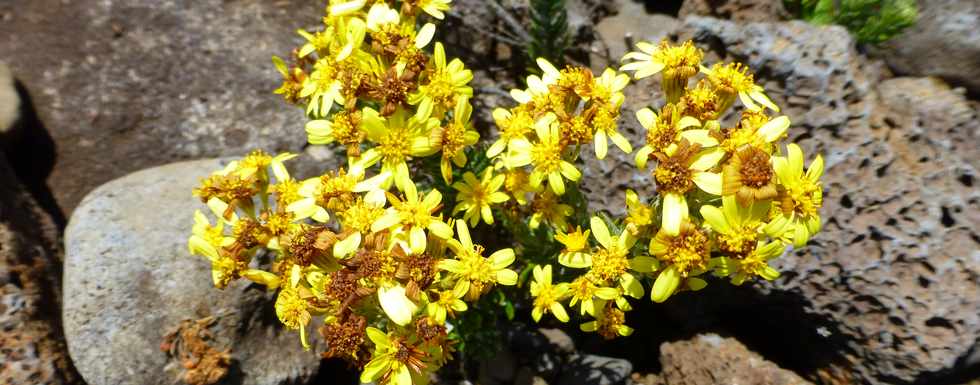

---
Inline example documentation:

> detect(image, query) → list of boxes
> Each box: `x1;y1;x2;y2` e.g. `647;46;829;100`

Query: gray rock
539;328;576;355
0;153;80;384
677;18;980;384
591;0;680;67
655;334;812;385
771;75;979;384
878;0;980;94
584;16;979;384
63;158;323;385
0;61;18;135
678;0;789;23
557;354;632;385
0;0;321;214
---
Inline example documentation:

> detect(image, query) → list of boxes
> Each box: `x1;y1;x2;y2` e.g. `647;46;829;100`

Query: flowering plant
187;1;825;384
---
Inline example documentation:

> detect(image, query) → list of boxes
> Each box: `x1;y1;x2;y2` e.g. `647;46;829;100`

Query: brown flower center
738;148;773;188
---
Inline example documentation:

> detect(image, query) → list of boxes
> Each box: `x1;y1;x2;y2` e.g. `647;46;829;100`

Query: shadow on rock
574;281;853;382
3;80;66;229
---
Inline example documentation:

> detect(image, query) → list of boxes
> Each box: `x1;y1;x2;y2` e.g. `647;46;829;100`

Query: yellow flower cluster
500;40;824;338
190;151;516;385
189;0;827;379
277;0;475;187
190;3;523;385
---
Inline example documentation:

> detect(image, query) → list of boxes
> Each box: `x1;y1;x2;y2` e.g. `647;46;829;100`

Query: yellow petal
590;216;613;249
415;23;436;49
651;265;680;303
757;116;790;143
378;285;417;326
693;172;722;195
662;193;687;236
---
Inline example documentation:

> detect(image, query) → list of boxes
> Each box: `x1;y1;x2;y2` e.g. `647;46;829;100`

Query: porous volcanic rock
878;0;980;94
63;158;324;385
0;153;80;385
582;16;979;384
0;0;322;214
651;334;812;385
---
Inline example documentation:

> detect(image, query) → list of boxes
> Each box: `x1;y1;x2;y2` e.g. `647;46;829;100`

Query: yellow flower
556;226;591;268
275;285;313;349
701;62;778;113
580;304;633;339
297;29;332;59
437;221;518;300
452;169;509;227
700;195;768;257
654;140;725;235
621;40;703;102
581;217;657;299
623;189;655;236
357;105;439;191
361;328;430;385
416;0;452;19
487;105;535;158
714;241;785;285
502;166;536;205
633;105;715;169
765;143;824;247
188;208;243;288
410;42;473;112
366;3;436;51
305;110;367;155
426;284;468;324
188;209;232;262
511;58;561;104
590;69;633;160
338;197;387;234
530;265;570;322
722;145;779;206
528;190;573;230
649;221;711;303
506;114;582;195
567;276;619;316
719;113;790;155
288;166;390;222
300;58;344;117
372;180;453;255
430;96;479;183
272;56;306;104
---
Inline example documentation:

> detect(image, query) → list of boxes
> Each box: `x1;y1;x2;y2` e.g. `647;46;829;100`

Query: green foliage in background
528;0;571;67
785;0;918;44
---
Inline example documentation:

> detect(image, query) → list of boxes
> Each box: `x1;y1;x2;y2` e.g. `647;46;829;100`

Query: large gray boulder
0;0;321;214
878;0;980;94
64;158;323;385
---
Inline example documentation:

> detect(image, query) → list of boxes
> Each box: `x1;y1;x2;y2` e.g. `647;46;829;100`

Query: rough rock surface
63;158;324;385
0;0;322;214
773;75;979;383
0;154;81;384
582;15;979;384
642;334;813;385
878;0;980;94
678;0;789;23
